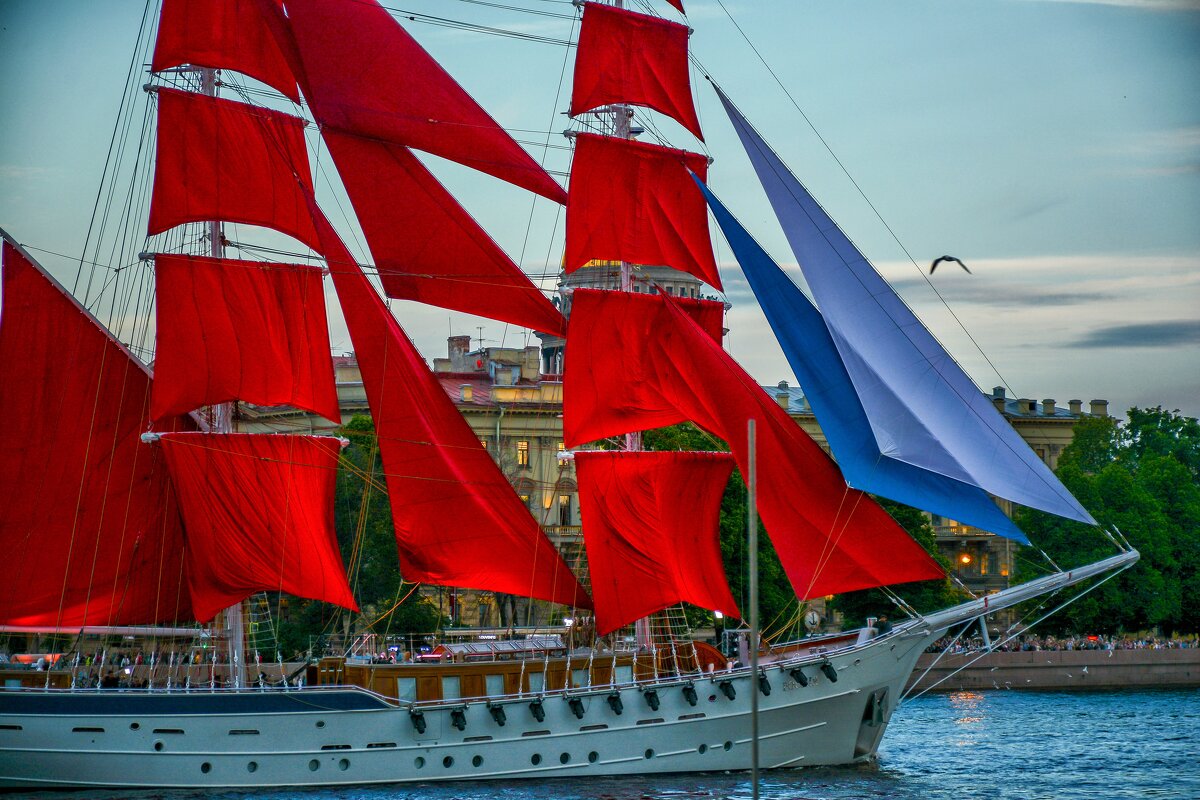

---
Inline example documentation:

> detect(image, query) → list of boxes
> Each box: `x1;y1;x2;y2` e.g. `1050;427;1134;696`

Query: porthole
531;753;542;765
644;748;655;759
443;756;454;768
723;740;733;751
247;761;258;773
129;722;140;731
708;695;717;702
308;759;320;772
153;741;164;752
338;758;350;771
559;752;570;764
200;762;212;774
316;720;326;728
415;756;426;769
588;750;599;763
472;755;483;767
698;744;708;754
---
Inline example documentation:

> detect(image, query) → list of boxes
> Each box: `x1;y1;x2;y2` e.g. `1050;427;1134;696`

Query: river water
49;689;1200;800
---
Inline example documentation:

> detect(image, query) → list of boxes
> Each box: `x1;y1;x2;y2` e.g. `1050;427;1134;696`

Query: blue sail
714;87;1097;529
696;178;1028;542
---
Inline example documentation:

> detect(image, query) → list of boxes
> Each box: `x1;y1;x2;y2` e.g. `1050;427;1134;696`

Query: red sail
149;88;320;252
151;254;339;423
322;131;566;337
665;0;685;12
675;295;725;343
151;0;300;102
159;433;357;622
310;206;590;609
576;451;739;635
283;0;567;204
572;3;703;141
0;241;194;627
563;290;943;600
565;134;721;290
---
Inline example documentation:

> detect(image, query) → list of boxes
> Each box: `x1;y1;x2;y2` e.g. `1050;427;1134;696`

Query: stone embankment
906;648;1200;693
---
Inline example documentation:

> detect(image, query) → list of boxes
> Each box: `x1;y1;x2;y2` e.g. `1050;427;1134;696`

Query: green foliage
1016;407;1200;635
829;500;964;628
275;415;445;657
643;423;796;627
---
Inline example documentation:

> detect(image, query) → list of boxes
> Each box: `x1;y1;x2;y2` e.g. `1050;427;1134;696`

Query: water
39;689;1200;800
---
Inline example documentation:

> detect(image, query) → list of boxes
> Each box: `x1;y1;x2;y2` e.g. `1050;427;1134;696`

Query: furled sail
152;0;300;102
564;289;943;600
572;3;703;141
321;130;567;337
695;180;1028;542
717;90;1097;527
283;0;567;204
159;433;357;623
575;451;740;635
0;239;194;627
151;254;340;423
310;206;592;609
565;133;721;290
149;88;321;252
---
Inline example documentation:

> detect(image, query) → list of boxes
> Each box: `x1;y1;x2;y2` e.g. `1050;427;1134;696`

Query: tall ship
0;0;1137;790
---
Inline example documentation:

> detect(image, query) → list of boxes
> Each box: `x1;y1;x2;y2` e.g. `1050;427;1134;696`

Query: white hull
0;633;924;789
0;551;1137;789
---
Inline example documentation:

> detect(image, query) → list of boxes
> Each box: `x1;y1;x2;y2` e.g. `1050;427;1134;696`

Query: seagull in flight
930;255;971;275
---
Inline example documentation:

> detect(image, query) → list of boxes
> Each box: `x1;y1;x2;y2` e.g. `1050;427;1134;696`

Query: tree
643;423;796;631
275;415;444;657
829;500;963;629
1016;408;1200;635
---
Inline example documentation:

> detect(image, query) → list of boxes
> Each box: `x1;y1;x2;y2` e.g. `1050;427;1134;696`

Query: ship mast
198;65;246;690
604;0;653;651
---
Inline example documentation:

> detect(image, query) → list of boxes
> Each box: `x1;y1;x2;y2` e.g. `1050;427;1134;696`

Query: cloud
0;165;47;181
1074;320;1200;348
891;277;1113;307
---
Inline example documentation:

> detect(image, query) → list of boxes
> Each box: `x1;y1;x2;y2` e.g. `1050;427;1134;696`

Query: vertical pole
747;419;759;800
200;65;244;690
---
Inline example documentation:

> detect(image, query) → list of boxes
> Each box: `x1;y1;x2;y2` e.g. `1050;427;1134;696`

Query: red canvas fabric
575;451;739;635
310;205;591;609
159;433;357;622
565;134;721;290
673;295;724;343
563;290;943;600
151;254;339;422
0;242;195;627
283;0;567;204
665;0;685;12
152;0;300;102
149;88;320;252
572;3;703;141
322;131;566;337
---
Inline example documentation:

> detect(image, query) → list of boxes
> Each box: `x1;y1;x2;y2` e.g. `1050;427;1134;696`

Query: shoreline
906;647;1200;693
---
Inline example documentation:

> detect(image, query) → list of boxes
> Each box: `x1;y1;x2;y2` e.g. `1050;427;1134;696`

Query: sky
0;0;1197;418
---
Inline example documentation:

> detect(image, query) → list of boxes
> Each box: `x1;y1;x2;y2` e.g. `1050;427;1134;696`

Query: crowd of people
927;633;1199;653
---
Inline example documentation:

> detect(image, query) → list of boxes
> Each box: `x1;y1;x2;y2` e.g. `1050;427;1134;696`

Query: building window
557;442;565;453
558;495;572;526
517;441;530;468
519;494;531;509
980;553;990;575
479;438;488;451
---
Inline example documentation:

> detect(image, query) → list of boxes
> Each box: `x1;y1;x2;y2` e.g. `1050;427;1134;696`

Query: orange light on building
959;553;973;566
